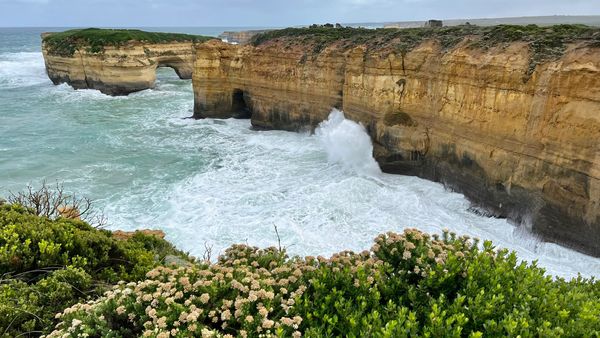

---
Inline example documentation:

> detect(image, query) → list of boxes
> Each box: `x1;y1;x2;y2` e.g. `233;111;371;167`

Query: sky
0;0;599;27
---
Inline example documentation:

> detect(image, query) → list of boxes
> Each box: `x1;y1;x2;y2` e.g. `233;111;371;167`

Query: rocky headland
41;28;214;95
193;25;600;256
218;29;273;44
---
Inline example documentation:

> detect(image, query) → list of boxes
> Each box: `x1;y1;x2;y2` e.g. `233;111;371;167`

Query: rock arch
155;56;193;80
43;40;199;95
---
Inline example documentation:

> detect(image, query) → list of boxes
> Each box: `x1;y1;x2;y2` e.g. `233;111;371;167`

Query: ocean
0;27;598;279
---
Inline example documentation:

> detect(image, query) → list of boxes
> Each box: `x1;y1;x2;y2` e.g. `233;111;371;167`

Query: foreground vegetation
251;24;600;76
0;200;191;337
0;186;598;337
43;28;213;56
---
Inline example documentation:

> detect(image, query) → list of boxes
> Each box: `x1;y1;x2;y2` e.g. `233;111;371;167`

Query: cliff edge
42;28;214;95
193;25;600;256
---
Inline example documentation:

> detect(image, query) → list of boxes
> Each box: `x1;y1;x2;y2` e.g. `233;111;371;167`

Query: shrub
8;181;105;227
383;111;415;127
47;245;308;337
0;202;192;337
47;229;600;337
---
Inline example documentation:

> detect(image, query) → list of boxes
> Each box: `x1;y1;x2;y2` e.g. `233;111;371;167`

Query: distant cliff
193;25;600;256
218;29;273;44
42;28;213;95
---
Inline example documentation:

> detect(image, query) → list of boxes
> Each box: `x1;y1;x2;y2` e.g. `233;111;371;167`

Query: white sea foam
0;52;49;88
97;111;600;280
316;109;382;176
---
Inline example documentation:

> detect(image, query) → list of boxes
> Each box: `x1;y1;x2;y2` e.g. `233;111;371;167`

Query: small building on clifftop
424;19;443;27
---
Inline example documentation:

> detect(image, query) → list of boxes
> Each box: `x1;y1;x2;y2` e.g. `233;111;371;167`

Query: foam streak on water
0;42;599;280
0;52;49;88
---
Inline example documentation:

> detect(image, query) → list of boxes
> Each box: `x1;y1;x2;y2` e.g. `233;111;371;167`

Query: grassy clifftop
43;28;214;56
251;24;600;50
251;24;600;75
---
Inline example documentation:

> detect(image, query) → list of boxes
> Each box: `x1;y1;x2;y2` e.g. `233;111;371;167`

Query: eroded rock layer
42;39;198;95
193;39;600;256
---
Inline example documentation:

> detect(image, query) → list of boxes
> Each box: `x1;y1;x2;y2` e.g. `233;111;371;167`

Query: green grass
43;28;214;56
251;24;600;77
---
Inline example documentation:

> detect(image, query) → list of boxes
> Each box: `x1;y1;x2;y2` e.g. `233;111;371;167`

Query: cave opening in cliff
231;88;252;119
156;66;180;81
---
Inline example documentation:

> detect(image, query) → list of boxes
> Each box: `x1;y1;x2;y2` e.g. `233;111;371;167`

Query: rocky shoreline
42;26;600;256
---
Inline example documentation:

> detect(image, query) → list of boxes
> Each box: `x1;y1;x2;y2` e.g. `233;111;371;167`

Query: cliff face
193;39;600;256
218;30;272;45
42;40;198;95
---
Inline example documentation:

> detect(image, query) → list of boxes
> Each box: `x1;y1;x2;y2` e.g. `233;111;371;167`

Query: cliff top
250;24;600;76
251;24;600;50
43;28;214;56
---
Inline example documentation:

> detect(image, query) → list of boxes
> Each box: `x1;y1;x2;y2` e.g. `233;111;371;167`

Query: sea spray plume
315;109;381;176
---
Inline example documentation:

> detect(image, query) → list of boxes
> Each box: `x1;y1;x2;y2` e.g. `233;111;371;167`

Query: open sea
1;27;598;279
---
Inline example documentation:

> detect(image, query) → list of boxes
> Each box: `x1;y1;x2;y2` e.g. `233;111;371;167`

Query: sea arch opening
155;56;193;80
231;88;252;119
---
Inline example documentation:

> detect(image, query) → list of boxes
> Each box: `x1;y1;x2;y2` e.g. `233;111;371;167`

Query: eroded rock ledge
193;26;600;256
42;28;213;95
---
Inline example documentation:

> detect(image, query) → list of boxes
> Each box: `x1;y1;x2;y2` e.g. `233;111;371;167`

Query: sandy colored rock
57;205;80;220
218;30;272;44
193;39;600;256
42;40;200;95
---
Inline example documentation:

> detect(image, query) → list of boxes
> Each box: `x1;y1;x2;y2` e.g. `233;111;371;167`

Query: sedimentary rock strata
192;33;600;256
42;36;202;95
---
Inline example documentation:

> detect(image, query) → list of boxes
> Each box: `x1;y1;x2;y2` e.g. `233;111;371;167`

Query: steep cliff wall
193;28;600;256
42;29;212;95
218;30;273;44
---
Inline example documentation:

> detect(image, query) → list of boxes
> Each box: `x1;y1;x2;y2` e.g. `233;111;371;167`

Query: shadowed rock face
193;39;600;256
42;39;199;95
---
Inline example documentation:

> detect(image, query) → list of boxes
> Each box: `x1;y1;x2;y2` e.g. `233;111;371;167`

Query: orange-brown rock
193;38;600;256
57;205;81;220
42;39;199;95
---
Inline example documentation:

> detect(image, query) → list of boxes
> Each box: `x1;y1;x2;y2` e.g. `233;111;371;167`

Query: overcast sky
1;0;599;27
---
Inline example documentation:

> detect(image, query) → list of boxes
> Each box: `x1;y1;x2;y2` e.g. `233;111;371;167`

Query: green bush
47;229;599;337
0;203;192;337
43;28;214;57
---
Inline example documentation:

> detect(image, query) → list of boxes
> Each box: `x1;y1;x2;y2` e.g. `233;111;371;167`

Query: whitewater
0;28;598;280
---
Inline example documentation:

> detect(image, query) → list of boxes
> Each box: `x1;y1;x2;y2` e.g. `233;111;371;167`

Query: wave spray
315;109;381;176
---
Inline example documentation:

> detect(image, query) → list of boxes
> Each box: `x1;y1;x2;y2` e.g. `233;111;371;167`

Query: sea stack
42;28;214;95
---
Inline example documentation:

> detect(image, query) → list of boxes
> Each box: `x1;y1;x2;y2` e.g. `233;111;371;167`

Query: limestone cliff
193;27;600;256
218;30;272;45
42;29;213;95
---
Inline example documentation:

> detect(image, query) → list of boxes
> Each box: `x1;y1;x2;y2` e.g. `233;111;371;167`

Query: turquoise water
1;27;599;279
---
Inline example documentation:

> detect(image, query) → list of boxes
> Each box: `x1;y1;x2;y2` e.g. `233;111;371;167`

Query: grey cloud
0;0;598;27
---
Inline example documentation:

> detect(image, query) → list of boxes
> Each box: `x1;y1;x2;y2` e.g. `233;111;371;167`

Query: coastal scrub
0;201;192;337
43;28;213;56
48;228;599;337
